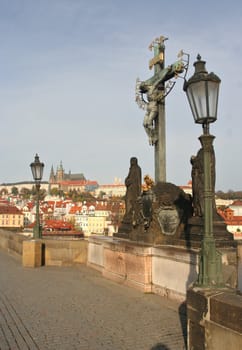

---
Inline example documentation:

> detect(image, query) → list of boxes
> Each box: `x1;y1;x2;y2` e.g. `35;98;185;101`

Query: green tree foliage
67;189;95;202
216;190;242;200
31;186;47;201
0;188;8;196
98;191;106;199
11;186;18;195
20;187;31;200
50;187;64;198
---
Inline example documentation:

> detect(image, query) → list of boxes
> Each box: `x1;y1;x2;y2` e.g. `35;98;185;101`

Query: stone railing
87;235;238;301
0;229;88;266
187;288;242;349
0;229;26;257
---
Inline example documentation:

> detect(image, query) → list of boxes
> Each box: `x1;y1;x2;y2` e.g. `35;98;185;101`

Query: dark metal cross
136;36;186;182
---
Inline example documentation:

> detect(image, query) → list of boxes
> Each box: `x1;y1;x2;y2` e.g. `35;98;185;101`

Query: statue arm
141;60;185;89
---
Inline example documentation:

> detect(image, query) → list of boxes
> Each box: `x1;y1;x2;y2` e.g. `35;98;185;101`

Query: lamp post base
196;237;224;288
22;240;43;268
33;225;42;240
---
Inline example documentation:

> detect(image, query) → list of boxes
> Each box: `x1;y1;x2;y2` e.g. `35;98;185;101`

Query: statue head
142;174;154;192
130;157;138;166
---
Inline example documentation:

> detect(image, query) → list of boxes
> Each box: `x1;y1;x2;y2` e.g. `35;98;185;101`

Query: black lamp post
30;154;44;239
184;55;224;287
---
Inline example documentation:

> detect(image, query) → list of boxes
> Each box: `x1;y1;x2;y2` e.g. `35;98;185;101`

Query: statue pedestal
181;214;237;249
88;236;153;292
87;235;238;301
187;288;242;350
22;240;43;268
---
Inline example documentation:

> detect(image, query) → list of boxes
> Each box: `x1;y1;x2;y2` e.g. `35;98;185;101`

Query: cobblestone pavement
0;249;187;350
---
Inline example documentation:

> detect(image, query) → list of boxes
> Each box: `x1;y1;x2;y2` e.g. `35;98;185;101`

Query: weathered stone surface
205;319;242;349
238;242;242;293
188;320;205;350
187;288;242;350
43;239;87;266
210;292;242;333
182;214;237;248
187;288;220;350
0;229;25;256
88;240;104;270
187;288;209;322
102;239;152;292
130;182;192;245
152;247;198;299
22;240;43;267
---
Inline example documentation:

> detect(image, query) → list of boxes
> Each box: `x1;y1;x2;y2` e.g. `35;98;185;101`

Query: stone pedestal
103;239;152;292
182;214;237;249
187;287;242;349
88;236;238;301
22;240;43;267
238;242;242;293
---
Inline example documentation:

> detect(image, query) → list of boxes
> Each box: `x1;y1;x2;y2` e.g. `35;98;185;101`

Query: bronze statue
191;154;203;216
142;84;164;145
142;174;154;192
191;146;216;217
125;157;142;216
135;37;186;147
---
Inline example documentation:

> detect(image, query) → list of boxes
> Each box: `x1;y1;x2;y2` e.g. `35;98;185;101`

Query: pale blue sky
1;0;242;191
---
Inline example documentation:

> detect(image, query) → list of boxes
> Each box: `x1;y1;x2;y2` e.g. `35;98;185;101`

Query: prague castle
49;161;98;193
49;161;86;184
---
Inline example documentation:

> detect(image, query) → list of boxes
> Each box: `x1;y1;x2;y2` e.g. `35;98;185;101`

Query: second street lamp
184;55;224;287
30;154;44;239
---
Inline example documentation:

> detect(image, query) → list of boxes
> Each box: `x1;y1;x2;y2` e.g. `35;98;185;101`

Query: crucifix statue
136;36;188;183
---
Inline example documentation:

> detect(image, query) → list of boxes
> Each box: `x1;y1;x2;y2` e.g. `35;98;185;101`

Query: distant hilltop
0;161;126;198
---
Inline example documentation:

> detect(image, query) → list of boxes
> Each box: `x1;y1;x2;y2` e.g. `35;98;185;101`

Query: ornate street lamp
184;55;224;287
30;154;44;239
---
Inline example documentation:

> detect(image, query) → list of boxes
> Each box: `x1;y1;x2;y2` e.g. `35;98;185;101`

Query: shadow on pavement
150;302;187;350
150;343;171;350
179;301;187;349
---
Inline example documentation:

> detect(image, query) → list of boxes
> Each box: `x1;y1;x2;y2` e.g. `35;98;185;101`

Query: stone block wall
22;240;43;267
43;239;88;266
187;288;242;349
88;236;238;301
152;246;199;301
87;240;104;271
0;229;26;256
101;239;152;292
238;242;242;292
0;229;88;266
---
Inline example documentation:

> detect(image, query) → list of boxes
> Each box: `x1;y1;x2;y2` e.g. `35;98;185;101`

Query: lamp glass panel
31;162;44;181
186;87;198;122
207;81;219;121
190;80;207;122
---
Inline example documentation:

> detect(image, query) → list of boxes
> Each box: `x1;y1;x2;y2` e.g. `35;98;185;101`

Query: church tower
49;165;56;184
56;161;64;183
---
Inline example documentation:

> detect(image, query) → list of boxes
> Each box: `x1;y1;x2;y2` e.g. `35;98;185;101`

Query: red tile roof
0;205;23;215
60;180;98;186
43;219;73;230
231;200;242;206
68;205;82;214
